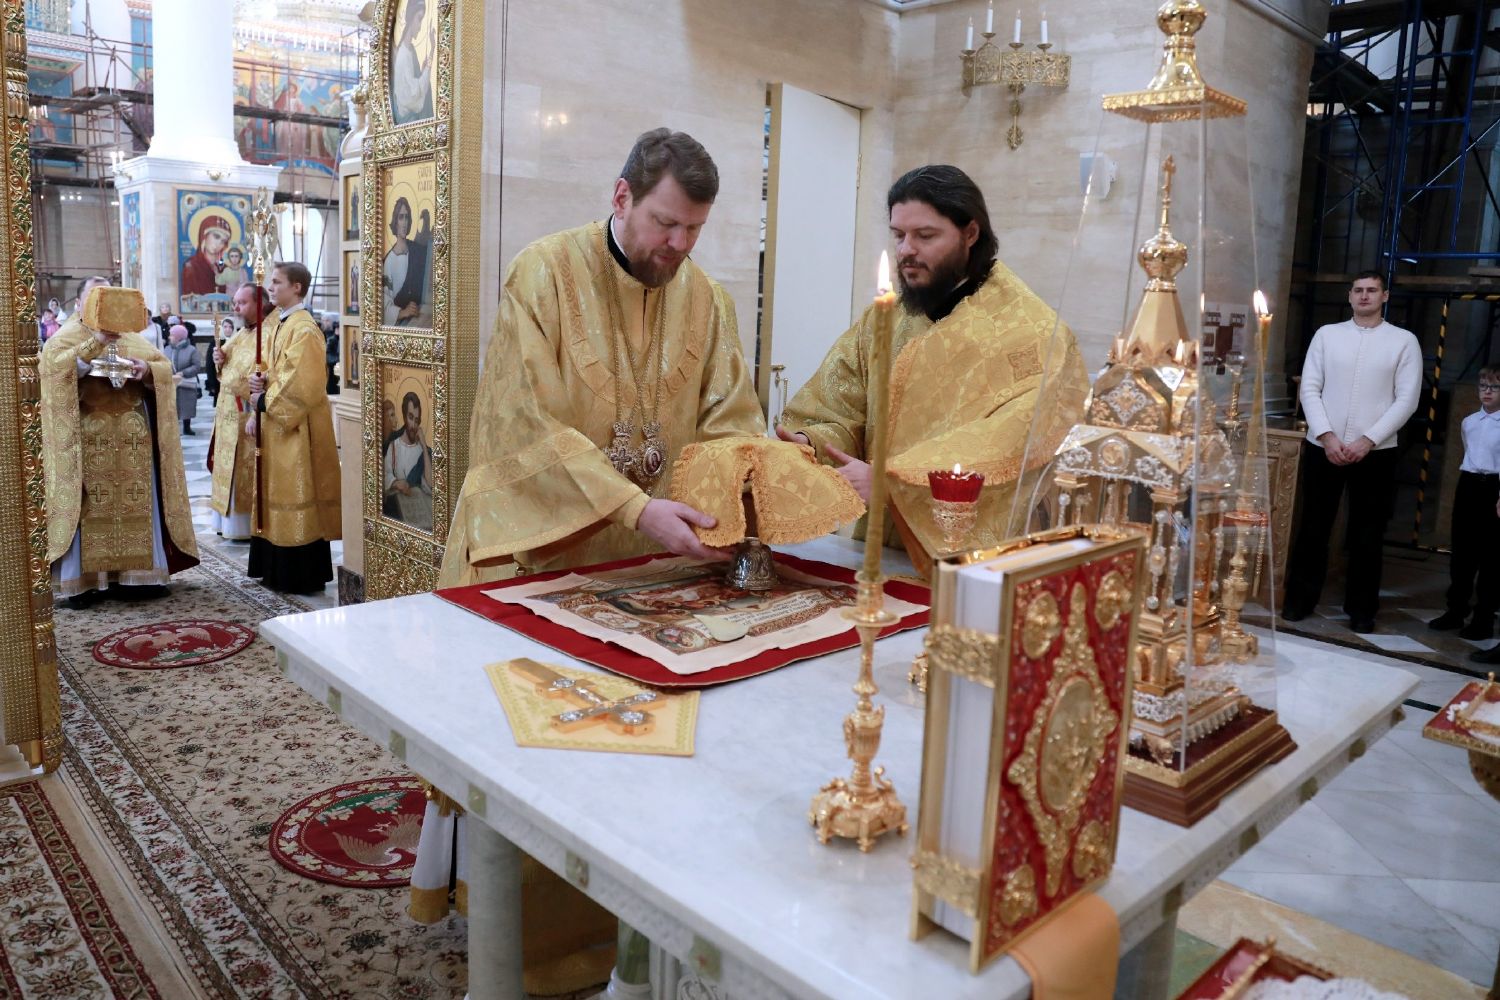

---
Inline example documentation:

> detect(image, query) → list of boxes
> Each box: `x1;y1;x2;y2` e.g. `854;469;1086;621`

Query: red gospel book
911;525;1146;972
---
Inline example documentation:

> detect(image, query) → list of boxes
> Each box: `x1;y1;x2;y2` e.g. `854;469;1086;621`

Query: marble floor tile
1220;871;1495;985
1412;677;1483;708
1404;878;1500;959
1225;801;1391;877
1313;788;1500;881
1384;725;1500;810
1363;633;1435;653
1323;736;1468;796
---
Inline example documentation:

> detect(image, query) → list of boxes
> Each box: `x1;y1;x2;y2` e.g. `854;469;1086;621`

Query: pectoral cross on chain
512;658;664;736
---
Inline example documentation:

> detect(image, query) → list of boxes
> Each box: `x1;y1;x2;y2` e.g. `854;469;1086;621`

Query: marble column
112;0;281;319
464;821;525;1000
146;0;243;165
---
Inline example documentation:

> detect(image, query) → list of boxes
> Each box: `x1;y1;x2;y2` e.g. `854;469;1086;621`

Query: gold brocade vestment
256;309;341;547
209;327;270;521
782;261;1089;567
40;319;199;576
440;221;764;585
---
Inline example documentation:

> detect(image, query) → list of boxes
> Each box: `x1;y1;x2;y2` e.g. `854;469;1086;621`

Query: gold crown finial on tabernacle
1137;156;1188;291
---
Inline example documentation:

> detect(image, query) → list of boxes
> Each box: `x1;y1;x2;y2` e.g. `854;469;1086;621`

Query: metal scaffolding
22;0;362;304
1294;0;1500;547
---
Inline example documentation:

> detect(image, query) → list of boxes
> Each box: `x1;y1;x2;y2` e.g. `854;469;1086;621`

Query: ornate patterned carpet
0;779;162;999
50;549;469;999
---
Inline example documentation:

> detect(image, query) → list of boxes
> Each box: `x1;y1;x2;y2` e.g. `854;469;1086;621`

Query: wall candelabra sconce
961;28;1070;150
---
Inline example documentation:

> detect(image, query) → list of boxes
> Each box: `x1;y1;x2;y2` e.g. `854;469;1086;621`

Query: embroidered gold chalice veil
669;438;866;547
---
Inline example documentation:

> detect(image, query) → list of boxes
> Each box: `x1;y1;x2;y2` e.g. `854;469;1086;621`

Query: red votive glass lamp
928;464;985;503
927;464;984;553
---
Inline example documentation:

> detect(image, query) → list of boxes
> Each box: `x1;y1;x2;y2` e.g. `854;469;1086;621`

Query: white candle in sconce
986;1;995;34
1013;10;1022;43
967;16;975;49
1040;11;1049;44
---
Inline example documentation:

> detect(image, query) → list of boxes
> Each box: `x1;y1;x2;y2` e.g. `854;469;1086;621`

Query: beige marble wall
482;0;900;362
472;0;1324;381
893;0;1326;371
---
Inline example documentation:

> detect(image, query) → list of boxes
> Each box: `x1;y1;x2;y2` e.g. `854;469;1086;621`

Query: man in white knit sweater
1282;271;1422;632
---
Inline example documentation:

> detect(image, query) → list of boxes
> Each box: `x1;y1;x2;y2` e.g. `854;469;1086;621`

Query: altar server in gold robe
41;282;200;607
778;164;1089;570
245;262;341;593
209;284;276;541
439;127;765;586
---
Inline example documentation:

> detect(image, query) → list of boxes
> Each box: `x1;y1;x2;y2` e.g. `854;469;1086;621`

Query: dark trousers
1284;442;1400;619
1444;471;1500;617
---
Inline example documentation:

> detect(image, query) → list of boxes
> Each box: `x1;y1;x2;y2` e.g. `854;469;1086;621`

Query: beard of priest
40;282;200;605
209;284;278;542
245;263;342;594
777;163;1091;576
438;126;765;589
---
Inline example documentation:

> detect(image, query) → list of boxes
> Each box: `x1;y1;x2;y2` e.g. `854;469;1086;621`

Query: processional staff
246;187;284;534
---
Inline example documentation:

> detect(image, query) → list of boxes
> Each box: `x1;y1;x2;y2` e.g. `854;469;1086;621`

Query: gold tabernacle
1039;0;1294;824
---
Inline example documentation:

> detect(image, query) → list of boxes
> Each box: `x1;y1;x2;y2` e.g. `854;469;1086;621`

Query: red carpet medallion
92;619;255;669
269;777;427;888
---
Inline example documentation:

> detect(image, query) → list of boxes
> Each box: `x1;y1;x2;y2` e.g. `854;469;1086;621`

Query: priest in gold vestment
245;262;341;593
779;165;1089;570
439;127;764;588
209;284;277;542
41;283;199;605
422;129;765;996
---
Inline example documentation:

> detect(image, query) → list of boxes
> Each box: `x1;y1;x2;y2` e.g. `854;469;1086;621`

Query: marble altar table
261;537;1417;1000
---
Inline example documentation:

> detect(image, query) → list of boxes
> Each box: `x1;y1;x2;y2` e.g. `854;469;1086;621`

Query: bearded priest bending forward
41;282;200;608
778;164;1090;575
420;128;765;997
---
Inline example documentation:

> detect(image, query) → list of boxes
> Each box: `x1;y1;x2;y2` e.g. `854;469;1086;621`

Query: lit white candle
863;252;897;581
1013;10;1022;44
986;1;995;34
1040;12;1049;44
967;16;975;48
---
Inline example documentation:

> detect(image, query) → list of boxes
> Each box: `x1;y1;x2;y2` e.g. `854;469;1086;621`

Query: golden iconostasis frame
359;0;486;599
0;0;61;770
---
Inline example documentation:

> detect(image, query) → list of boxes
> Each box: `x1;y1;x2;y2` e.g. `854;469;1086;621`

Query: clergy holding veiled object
425;128;765;997
40;281;200;607
208;284;277;542
245;262;341;594
439;126;765;588
777;165;1090;573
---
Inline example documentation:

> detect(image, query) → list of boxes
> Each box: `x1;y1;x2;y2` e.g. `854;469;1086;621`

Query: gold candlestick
810;251;908;851
931;500;980;552
1220;291;1272;660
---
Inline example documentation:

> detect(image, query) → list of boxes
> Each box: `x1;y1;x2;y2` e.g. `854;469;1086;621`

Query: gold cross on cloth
511;658;664;736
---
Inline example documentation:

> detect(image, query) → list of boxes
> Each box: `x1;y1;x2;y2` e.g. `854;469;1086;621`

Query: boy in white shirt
1282;271;1423;633
1434;367;1500;660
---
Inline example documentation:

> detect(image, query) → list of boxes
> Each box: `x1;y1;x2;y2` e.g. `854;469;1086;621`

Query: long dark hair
887;165;997;287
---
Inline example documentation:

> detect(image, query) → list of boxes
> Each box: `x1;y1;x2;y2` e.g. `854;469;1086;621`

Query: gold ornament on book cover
911;525;1145;971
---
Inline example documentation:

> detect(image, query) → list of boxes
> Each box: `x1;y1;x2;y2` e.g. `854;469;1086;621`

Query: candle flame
1253;289;1270;318
877;251;893;297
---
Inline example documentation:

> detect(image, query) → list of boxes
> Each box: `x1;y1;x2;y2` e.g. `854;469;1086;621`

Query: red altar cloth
434;551;930;688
